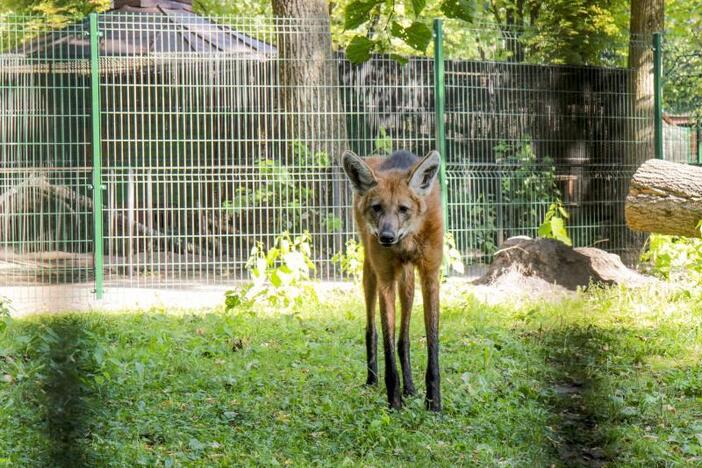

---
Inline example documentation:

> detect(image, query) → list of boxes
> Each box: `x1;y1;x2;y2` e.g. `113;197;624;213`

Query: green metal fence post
697;123;701;164
89;13;104;299
653;32;663;160
433;19;448;239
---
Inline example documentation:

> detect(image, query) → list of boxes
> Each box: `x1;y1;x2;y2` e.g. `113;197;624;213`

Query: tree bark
271;0;348;159
627;0;664;166
625;159;702;237
271;0;350;261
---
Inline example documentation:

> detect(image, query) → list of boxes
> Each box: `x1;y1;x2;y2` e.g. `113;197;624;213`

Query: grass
1;284;702;466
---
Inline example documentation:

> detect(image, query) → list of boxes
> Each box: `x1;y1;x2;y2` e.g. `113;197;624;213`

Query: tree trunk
619;0;665;263
627;0;664;166
271;0;350;265
625;159;702;237
271;0;348;159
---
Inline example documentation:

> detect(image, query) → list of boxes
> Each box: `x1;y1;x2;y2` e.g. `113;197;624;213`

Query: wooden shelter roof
20;0;276;59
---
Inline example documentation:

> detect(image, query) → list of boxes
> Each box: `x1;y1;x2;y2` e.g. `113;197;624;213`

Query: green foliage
291;140;331;167
391;20;432;51
469;193;499;256
223;158;310;231
442;231;464;275
225;231;317;311
538;200;572;246
663;0;702;116
344;0;378;30
439;0;474;22
341;0;475;64
641;222;702;283
346;35;376;64
496;138;560;230
192;0;270;18
223;142;337;233
374;127;393;154
338;0;630;66
332;238;365;281
0;0;109;27
518;0;628;66
0;297;11;334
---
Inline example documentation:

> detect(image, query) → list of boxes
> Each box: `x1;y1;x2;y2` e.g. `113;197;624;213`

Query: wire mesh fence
0;18;95;308
660;30;701;164
0;13;657;308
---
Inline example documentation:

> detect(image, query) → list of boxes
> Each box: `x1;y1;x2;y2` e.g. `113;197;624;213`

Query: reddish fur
352;157;443;411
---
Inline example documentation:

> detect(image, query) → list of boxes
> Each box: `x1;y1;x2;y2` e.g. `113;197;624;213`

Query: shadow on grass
40;315;98;467
540;325;617;467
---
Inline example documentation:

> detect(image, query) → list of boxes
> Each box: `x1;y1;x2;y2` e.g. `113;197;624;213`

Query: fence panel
1;14;659;310
0;17;95;308
441;21;650;266
660;31;701;164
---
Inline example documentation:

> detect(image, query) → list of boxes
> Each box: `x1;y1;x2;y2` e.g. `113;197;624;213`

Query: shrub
0;297;10;334
641;222;702;282
332;238;365;282
225;231;317;311
538;200;572;246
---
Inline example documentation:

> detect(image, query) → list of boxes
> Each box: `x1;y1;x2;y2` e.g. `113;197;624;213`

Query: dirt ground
2;272;583;317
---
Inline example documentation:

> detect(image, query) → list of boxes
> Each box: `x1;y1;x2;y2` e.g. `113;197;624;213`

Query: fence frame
432;19;449;245
89;13;105;299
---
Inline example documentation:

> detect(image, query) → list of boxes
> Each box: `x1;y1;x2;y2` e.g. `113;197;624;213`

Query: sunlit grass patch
1;284;701;465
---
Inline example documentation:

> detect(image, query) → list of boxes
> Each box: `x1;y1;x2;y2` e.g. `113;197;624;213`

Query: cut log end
625;159;702;238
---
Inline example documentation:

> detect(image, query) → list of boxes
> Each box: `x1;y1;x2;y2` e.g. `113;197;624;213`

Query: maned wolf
341;149;443;411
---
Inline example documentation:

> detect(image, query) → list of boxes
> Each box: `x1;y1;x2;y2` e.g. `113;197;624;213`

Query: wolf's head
342;150;441;247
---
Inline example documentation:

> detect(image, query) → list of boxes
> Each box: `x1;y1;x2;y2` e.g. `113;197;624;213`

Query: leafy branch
343;0;475;64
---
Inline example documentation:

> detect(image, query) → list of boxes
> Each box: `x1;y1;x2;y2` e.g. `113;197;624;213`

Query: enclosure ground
3;274;491;316
1;285;701;466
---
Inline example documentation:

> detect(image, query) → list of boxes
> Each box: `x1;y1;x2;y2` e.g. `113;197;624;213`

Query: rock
475;237;650;291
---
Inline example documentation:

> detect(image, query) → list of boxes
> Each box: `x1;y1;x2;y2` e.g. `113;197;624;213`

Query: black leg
398;264;416;396
363;260;378;386
420;268;441;412
379;282;402;409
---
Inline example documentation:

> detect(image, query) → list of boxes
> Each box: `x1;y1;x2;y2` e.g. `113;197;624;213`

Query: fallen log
0;174;211;257
625;159;702;237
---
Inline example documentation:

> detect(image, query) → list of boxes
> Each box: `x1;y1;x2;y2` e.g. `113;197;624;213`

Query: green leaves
641;229;702;283
409;0;427;16
332;238;365;282
344;0;380;30
537;200;572;246
226;231;318;311
439;0;475;23
343;0;476;64
442;232;465;278
392;21;433;52
346;36;377;64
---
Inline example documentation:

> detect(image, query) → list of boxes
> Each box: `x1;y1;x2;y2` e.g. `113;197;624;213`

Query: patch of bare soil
466;237;654;304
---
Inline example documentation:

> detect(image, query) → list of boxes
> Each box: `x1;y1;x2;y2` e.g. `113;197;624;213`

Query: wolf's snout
378;231;397;246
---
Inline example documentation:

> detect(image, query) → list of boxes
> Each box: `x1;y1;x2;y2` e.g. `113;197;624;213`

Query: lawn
1;285;702;466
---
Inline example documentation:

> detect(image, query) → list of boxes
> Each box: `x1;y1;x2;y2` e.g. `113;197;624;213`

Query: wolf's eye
371;203;382;213
398;205;410;214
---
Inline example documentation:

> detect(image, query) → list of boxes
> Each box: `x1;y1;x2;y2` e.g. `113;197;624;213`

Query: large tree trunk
271;0;348;159
627;0;664;166
619;0;665;263
271;0;350;268
625;159;702;237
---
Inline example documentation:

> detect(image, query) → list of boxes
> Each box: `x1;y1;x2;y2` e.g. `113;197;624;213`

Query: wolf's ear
342;150;377;194
408;150;441;196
